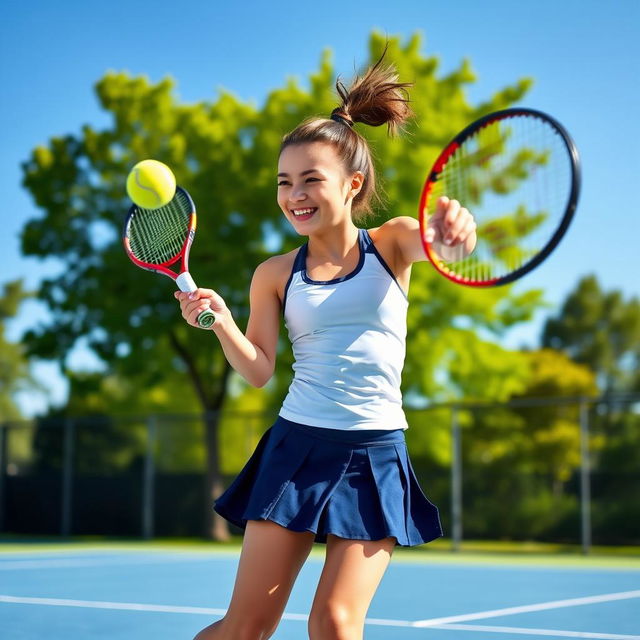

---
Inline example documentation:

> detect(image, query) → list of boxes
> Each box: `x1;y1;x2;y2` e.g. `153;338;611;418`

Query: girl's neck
307;223;360;263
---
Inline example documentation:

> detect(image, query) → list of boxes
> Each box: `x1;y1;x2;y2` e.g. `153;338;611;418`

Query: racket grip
176;272;217;328
197;309;216;329
176;272;198;293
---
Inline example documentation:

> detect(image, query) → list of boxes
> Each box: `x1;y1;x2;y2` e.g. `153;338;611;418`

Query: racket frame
418;107;581;287
123;186;216;327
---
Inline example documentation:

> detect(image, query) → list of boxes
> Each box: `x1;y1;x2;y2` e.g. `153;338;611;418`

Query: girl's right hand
174;288;229;329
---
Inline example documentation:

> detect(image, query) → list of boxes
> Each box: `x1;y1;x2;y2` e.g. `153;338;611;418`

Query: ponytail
280;46;413;220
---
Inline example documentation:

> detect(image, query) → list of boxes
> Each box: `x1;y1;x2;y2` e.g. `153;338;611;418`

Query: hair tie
330;110;354;128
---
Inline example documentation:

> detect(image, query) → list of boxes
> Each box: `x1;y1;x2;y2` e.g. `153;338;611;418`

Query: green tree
542;275;640;393
20;31;542;539
511;349;598;483
542;275;640;543
0;280;34;421
462;349;597;540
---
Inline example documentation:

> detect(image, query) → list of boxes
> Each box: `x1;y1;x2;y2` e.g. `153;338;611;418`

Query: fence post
0;424;6;533
142;416;157;540
451;406;463;552
579;399;592;555
61;418;75;537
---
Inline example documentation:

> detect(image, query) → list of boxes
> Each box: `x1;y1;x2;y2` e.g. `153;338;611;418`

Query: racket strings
429;115;573;283
128;191;192;264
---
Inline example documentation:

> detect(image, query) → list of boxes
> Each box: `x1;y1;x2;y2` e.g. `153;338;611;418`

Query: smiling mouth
291;207;318;219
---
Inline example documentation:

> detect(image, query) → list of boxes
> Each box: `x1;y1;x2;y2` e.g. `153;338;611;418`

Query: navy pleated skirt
213;416;443;547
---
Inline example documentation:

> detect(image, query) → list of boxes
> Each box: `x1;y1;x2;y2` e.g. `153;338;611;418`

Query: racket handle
196;309;216;329
176;272;216;328
176;272;199;293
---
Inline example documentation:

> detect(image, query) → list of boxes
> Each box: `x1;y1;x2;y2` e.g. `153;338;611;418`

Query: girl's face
277;142;363;235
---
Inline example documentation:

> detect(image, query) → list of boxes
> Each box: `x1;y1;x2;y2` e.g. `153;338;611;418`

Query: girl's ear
347;171;365;200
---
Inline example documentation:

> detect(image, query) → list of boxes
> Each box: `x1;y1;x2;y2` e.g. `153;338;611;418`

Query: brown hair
280;47;414;221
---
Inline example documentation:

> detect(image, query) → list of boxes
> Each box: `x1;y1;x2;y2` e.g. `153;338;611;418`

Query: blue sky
2;0;639;415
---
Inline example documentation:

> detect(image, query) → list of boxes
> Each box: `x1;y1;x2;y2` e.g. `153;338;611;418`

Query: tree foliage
21;31;540;404
459;349;598;540
541;276;640;542
542;274;640;393
0;280;34;421
20;31;546;536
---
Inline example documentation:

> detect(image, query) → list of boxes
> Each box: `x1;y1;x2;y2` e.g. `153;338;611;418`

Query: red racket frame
123;186;197;282
418;108;580;287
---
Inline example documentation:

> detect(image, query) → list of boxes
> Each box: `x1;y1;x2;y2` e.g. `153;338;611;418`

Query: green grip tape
197;309;216;328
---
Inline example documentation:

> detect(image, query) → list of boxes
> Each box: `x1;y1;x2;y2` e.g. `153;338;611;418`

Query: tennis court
1;544;638;639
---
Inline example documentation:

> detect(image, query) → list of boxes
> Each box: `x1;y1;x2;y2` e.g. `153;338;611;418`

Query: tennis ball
126;159;176;209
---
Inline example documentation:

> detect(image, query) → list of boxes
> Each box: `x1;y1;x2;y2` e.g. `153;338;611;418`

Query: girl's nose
291;188;307;201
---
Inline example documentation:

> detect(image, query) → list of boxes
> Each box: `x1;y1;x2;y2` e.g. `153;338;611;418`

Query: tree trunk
169;330;233;541
203;360;233;540
204;407;231;540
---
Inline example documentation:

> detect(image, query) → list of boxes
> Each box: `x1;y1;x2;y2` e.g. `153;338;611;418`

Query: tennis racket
123;186;216;328
419;107;580;286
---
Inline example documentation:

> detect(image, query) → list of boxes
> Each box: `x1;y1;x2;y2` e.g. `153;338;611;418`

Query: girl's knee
192;618;223;640
308;603;363;640
193;615;278;640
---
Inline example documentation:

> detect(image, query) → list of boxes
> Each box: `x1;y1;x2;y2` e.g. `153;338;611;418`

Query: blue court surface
0;544;639;639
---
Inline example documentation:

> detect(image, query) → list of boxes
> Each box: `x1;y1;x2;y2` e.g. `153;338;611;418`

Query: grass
1;534;639;568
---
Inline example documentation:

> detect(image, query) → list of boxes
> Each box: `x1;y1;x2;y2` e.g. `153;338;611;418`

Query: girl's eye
277;178;320;186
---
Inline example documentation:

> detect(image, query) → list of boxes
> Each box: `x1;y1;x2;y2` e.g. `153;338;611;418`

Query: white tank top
279;228;409;431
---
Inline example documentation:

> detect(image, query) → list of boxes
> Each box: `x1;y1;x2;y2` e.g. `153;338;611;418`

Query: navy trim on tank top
300;229;366;285
363;229;409;301
281;227;408;315
281;246;303;316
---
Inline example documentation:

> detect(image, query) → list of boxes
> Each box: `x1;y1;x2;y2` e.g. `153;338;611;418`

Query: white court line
0;595;310;622
0;556;214;570
434;623;640;640
1;592;638;638
363;616;414;627
412;590;640;627
0;595;228;617
0;596;408;626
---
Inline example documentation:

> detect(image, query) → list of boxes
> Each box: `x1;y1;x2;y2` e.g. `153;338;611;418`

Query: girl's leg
307;534;396;640
193;519;316;640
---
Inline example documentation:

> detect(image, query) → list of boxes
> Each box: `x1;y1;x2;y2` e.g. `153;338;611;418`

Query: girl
176;52;476;640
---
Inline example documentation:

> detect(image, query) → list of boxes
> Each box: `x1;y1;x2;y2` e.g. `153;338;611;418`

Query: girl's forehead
278;142;341;170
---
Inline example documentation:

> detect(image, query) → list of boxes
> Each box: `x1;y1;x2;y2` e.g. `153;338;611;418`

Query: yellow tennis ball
126;159;176;209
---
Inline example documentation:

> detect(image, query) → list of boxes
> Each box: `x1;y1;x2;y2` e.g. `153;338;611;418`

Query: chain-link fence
1;394;638;550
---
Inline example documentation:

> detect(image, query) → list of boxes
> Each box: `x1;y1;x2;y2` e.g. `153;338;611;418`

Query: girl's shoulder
367;216;425;269
367;216;417;243
260;246;300;274
256;246;302;306
365;220;416;295
365;221;398;266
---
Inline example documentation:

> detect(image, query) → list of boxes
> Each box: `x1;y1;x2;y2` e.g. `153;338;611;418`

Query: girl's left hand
424;196;477;260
